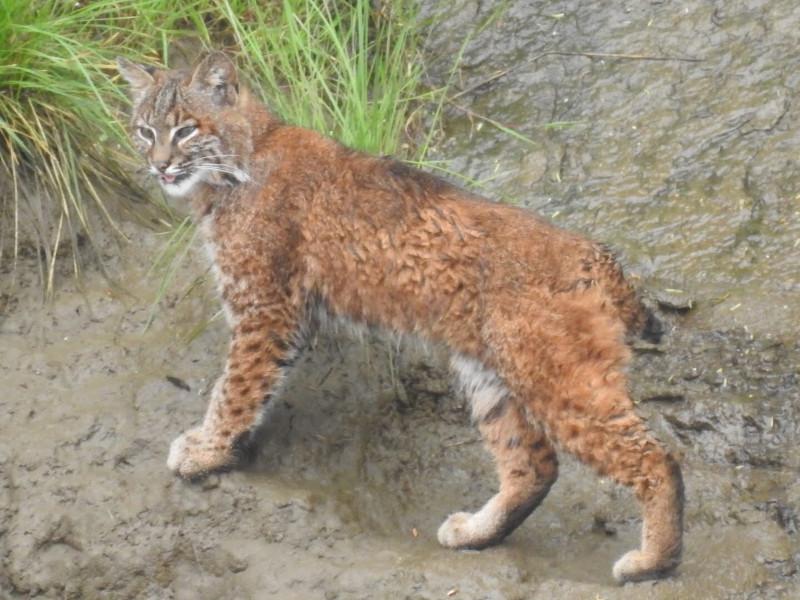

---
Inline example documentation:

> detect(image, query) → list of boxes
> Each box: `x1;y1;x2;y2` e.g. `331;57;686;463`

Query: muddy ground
1;1;799;598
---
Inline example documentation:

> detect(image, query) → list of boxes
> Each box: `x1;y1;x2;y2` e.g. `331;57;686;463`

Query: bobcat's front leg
167;310;298;478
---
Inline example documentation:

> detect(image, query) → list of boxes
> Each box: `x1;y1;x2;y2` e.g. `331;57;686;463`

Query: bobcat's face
118;54;249;198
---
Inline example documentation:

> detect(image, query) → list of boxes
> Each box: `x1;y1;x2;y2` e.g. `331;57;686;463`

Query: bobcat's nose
152;159;170;173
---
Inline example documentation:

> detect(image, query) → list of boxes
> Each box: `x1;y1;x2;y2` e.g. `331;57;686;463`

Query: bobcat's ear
190;52;238;106
116;57;156;97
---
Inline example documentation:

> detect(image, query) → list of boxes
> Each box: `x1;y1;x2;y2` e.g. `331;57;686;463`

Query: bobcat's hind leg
541;374;684;583
486;288;683;583
439;359;558;549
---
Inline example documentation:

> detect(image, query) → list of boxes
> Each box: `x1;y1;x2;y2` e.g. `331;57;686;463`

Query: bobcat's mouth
155;168;204;198
159;172;189;185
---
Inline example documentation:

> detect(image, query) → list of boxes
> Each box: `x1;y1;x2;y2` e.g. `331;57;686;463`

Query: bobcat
117;52;683;583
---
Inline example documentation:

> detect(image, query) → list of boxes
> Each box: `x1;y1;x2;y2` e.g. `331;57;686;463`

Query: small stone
228;556;249;573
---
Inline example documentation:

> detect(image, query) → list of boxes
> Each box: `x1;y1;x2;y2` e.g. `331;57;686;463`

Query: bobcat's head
117;53;251;198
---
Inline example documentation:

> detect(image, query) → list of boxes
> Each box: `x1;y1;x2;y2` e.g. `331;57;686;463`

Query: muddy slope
2;242;797;600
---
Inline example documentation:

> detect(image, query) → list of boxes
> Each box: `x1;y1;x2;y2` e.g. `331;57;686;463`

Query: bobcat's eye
174;125;197;141
136;127;154;143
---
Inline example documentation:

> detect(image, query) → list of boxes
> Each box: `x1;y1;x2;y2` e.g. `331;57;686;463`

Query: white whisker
194;164;243;174
186;153;240;164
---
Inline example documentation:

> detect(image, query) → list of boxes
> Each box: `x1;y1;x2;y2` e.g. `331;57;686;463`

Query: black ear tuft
190;52;239;106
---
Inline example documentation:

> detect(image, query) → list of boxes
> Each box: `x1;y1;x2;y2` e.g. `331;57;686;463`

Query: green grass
211;0;424;155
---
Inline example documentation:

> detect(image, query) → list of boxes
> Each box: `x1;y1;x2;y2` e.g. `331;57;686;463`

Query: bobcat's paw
439;510;504;550
612;549;679;583
438;512;474;548
166;427;234;479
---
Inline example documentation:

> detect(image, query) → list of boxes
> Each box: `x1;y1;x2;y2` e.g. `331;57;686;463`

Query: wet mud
2;1;799;598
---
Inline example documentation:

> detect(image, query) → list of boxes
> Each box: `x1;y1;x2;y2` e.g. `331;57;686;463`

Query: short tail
638;304;664;343
615;286;663;343
591;245;663;343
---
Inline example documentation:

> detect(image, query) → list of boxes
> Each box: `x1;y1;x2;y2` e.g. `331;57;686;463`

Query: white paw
166;427;233;479
612;549;678;583
166;432;190;473
437;512;474;548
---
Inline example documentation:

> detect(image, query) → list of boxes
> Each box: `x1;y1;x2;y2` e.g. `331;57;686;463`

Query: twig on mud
532;50;703;63
444;99;540;146
317;366;335;388
165;375;191;392
447;51;699;107
444;437;480;448
314;433;352;444
442;48;701;143
449;68;512;101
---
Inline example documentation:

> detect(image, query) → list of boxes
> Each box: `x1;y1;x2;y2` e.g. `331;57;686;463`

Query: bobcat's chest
200;216;255;327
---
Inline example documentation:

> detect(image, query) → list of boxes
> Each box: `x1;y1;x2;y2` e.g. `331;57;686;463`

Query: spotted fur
118;53;683;584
